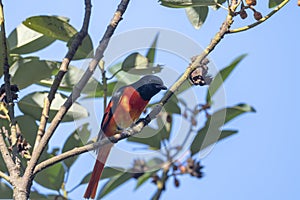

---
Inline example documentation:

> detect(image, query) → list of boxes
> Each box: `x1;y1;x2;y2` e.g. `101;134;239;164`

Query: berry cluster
238;0;262;21
180;158;204;178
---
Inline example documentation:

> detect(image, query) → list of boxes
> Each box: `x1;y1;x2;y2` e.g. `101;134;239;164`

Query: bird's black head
132;75;167;101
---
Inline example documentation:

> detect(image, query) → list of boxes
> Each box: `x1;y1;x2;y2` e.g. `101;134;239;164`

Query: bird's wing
100;86;125;131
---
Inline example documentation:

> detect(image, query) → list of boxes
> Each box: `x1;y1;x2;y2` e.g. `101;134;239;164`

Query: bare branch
33;0;92;151
33;106;156;174
25;0;131;183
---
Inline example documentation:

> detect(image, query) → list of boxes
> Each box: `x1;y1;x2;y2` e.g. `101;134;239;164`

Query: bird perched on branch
84;75;167;199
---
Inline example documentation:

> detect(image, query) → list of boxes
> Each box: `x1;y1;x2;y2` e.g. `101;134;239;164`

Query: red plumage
84;75;166;199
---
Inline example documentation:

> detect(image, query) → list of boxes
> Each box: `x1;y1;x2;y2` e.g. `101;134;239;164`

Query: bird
84;75;167;199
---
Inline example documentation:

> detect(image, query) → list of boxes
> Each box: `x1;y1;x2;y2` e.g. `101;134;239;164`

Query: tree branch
33;104;158;174
32;0;239;180
25;0;131;186
227;0;289;34
0;1;22;184
33;0;92;151
0;0;14;124
34;141;97;175
0;1;18;151
0;131;15;179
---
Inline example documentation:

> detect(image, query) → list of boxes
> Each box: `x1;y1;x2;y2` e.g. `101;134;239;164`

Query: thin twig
106;68;122;80
227;0;289;34
25;0;130;185
162;139;171;162
99;60;108;109
33;0;92;151
151;164;170;200
171;123;194;159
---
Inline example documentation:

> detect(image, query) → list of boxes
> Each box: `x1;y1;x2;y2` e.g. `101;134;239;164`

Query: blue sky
3;1;300;200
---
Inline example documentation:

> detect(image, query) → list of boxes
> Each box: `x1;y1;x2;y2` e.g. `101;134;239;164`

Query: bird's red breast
101;86;149;137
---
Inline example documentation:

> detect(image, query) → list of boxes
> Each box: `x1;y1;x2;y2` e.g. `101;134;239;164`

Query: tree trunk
13;178;31;200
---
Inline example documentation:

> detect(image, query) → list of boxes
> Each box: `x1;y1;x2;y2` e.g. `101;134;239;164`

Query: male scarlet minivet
84;75;167;199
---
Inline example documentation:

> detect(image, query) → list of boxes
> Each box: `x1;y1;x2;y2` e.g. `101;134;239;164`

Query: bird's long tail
84;143;113;199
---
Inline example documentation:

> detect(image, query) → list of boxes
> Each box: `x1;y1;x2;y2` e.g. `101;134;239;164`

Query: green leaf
62;123;91;169
18;92;89;122
98;172;132;199
80;172;92;185
159;0;218;8
163;95;181;114
8;23;55;54
269;0;284;8
206;54;247;104
190;103;255;155
0;182;12;198
127;126;162;149
146;157;164;168
176;79;192;94
134;157;164;190
109;62;141;85
0;31;4;77
146;33;159;65
46;195;66;200
67;34;94;60
157;112;172;140
84;81;117;98
38;65;102;94
190;128;238;155
101;167;125;179
23;16;77;41
216;103;256;124
150;98;180;114
122;53;148;72
16;115;38;146
125;65;163;75
0;152;8;174
0;158;7;174
35;162;65;191
128;112;172;149
29;191;48;199
121;52;163;75
10;57;58;89
135;172;155;190
185;6;209;29
79;167;125;189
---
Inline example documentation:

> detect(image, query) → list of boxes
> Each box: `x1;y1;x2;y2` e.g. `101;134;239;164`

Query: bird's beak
156;84;167;90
